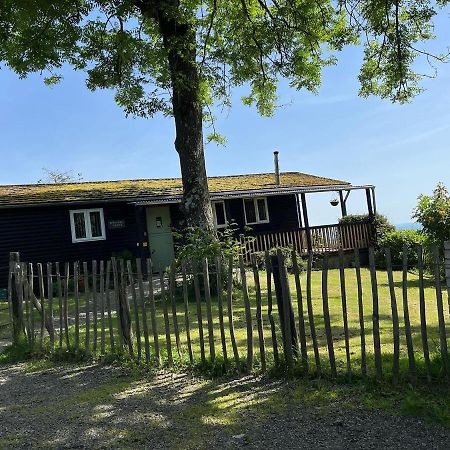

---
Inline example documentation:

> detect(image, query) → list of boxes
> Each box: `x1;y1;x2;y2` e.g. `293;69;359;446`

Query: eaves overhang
131;184;375;206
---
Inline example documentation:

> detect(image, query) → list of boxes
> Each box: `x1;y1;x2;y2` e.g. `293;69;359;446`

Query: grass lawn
5;267;449;381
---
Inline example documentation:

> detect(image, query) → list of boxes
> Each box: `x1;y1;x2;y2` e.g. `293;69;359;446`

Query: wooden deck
242;222;373;262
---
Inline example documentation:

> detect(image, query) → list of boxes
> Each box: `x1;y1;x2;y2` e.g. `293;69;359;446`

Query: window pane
90;211;103;237
214;202;226;226
244;199;257;224
73;212;86;239
257;199;267;221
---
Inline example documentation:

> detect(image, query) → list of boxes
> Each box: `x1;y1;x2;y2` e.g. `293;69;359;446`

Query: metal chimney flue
274;151;280;185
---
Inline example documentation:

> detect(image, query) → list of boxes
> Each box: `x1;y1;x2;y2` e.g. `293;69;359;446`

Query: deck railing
242;222;373;263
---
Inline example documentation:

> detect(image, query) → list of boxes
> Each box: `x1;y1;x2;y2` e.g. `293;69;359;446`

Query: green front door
146;205;175;271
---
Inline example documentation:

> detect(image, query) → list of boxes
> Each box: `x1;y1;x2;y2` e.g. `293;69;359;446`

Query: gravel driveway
1;363;449;449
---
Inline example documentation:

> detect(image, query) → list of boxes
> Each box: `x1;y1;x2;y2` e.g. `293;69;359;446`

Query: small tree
37;168;83;184
413;182;450;249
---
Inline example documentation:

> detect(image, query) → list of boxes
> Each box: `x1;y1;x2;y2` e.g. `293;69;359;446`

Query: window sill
72;236;106;244
245;220;270;226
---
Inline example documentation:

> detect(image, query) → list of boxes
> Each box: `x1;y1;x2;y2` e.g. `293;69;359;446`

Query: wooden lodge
0;156;376;286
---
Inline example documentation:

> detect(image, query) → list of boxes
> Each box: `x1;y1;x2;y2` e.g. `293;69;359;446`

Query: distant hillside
396;222;422;231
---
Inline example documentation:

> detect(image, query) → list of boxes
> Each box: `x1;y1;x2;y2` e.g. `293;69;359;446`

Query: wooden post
119;259;133;355
169;261;182;357
239;254;254;372
22;264;31;343
9;252;25;344
46;262;55;350
417;246;431;382
432;246;449;380
193;263;206;365
354;249;366;377
202;258;215;361
292;250;308;371
63;262;70;348
252;255;266;372
365;188;374;219
338;249;351;377
100;260;106;355
37;263;45;348
92;260;98;355
105;260;115;353
338;191;348;217
264;252;279;367
127;260;142;362
368;247;382;380
55;262;64;350
300;193;313;254
371;187;377;216
226;256;240;372
74;262;80;350
147;258;160;364
306;254;321;374
215;257;228;365
385;248;400;383
160;270;173;366
402;247;416;382
136;258;151;364
182;260;193;364
322;253;336;377
28;263;35;345
83;262;90;353
270;252;298;360
444;241;450;316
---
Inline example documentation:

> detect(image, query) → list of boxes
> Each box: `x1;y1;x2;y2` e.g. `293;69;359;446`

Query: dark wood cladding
0;193;301;287
0;202;144;287
226;194;300;234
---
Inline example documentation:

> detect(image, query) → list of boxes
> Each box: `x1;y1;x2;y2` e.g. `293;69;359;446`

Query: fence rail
5;244;450;382
242;222;372;264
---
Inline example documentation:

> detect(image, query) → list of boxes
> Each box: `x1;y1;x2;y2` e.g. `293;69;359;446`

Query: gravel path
1;363;449;449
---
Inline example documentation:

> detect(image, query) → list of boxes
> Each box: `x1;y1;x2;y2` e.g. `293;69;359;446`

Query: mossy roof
0;172;350;207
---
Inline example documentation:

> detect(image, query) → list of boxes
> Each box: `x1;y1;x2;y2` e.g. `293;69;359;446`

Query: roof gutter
131;184;375;206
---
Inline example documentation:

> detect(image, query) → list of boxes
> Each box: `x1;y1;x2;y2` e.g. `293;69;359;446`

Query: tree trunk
140;0;214;230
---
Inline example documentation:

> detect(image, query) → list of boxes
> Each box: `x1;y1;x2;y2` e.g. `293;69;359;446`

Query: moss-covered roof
0;172;350;207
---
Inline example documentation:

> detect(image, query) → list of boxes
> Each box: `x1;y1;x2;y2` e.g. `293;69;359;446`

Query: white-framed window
243;197;269;225
69;208;106;243
213;201;228;228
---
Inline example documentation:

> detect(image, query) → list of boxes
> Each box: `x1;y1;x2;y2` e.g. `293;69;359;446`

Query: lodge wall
0;193;301;287
0;202;143;287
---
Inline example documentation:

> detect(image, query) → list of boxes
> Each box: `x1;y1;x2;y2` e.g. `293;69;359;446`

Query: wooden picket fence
6;245;450;382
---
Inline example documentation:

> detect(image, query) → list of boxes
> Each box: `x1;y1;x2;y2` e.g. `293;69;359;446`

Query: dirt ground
1;362;450;449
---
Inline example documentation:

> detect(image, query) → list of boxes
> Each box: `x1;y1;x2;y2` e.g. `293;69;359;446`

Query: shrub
375;229;426;269
174;222;250;263
339;213;395;246
413;182;450;250
253;247;306;273
339;214;395;248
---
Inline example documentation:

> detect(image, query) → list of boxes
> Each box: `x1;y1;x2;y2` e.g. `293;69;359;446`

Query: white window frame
243;197;270;225
69;208;106;243
212;201;228;229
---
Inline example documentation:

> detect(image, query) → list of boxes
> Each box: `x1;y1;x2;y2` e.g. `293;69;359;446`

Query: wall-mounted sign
108;219;126;230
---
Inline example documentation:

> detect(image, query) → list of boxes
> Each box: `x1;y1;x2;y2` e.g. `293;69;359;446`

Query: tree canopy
1;0;449;227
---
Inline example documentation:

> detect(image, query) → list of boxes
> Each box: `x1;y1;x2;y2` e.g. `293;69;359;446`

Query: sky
1;11;450;226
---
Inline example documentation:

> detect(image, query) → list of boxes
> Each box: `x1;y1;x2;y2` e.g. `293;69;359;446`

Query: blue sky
1;12;449;226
